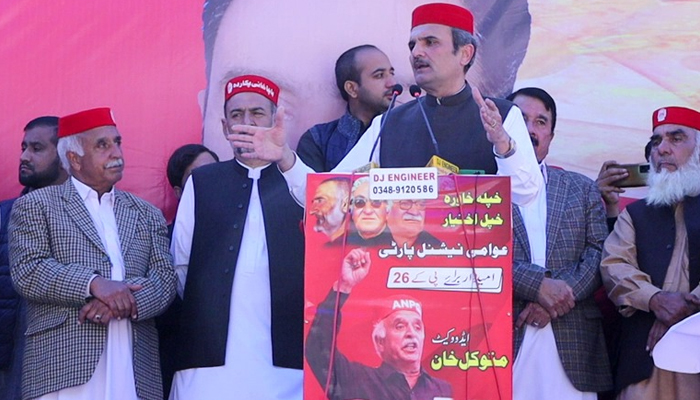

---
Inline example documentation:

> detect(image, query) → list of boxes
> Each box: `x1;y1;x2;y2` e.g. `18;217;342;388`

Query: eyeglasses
352;197;383;209
398;200;426;210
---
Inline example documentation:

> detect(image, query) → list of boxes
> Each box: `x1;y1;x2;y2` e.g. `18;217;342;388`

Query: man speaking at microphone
227;2;542;208
332;2;543;206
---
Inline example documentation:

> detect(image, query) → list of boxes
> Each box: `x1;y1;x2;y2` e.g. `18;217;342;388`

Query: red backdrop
0;1;205;221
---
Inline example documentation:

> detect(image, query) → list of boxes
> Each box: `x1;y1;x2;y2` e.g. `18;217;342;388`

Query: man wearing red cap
170;75;305;399
8;107;176;400
601;106;700;399
200;0;531;160
226;2;542;210
306;248;452;400
330;3;542;204
332;3;542;195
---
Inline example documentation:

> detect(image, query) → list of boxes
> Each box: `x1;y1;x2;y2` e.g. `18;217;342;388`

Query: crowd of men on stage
1;2;700;400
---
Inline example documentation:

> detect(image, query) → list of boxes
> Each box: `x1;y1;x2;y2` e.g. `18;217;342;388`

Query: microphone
409;84;422;98
410;85;440;157
368;84;404;163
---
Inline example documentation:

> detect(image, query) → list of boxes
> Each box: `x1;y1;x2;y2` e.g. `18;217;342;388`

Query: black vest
175;160;305;370
379;83;512;172
615;196;700;391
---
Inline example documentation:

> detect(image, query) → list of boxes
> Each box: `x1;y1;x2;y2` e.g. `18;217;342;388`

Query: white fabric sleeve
283;114;382;206
332;114;383;172
170;176;195;299
496;106;545;206
86;274;98;297
280;152;314;206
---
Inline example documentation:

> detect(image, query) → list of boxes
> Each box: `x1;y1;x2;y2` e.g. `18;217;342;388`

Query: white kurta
654;312;700;374
36;177;137;400
296;103;542;205
281;97;543;210
512;165;595;400
170;161;303;400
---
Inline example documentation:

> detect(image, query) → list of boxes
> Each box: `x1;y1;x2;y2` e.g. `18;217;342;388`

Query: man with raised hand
306;248;452;400
225;3;542;209
170;75;305;400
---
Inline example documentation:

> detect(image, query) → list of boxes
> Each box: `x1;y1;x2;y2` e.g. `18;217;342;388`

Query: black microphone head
391;84;403;96
409;85;422;98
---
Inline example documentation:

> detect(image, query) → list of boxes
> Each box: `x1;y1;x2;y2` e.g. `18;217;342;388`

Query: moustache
19;162;34;172
412;59;430;69
105;159;124;169
403;214;423;222
530;136;539;147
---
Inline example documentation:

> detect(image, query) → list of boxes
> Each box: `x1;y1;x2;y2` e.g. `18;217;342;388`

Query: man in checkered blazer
507;88;612;400
9;108;176;400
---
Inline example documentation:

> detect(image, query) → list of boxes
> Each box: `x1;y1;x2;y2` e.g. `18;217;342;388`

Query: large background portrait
200;0;531;162
1;0;699;216
516;0;700;199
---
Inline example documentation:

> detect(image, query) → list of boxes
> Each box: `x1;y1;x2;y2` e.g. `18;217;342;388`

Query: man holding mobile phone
601;106;700;398
596;141;653;231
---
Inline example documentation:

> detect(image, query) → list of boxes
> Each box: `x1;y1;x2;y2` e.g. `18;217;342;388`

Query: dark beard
19;157;62;190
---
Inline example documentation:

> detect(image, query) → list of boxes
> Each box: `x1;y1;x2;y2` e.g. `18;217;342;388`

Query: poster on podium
303;169;513;400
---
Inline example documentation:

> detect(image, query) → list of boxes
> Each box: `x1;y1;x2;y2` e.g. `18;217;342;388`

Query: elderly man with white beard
601;106;700;400
309;177;351;244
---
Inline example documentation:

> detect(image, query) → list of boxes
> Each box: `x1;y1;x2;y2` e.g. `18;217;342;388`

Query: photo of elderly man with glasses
346;177;393;247
388;198;440;249
344;176;442;249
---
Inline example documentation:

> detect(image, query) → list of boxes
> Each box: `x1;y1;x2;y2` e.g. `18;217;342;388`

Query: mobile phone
611;163;650;187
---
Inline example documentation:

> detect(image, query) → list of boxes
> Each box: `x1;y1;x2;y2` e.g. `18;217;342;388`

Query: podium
303;170;513;400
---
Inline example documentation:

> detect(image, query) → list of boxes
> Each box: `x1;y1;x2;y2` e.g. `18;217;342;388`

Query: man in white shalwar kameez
170;75;306;400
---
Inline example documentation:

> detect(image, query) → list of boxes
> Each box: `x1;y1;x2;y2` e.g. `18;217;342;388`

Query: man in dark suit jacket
0;116;68;400
9;108;175;400
507;88;612;399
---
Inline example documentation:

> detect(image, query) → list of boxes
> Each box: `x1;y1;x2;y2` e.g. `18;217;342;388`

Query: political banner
304;171;513;400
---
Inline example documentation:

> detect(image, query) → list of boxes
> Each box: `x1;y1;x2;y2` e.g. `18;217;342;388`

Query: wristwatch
493;137;516;159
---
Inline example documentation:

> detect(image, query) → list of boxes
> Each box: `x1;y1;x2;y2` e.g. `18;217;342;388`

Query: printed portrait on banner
304;172;513;400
